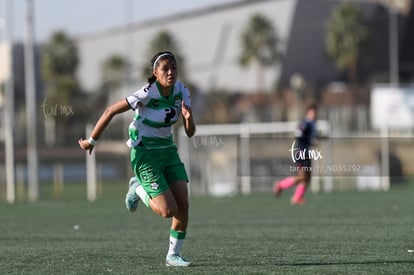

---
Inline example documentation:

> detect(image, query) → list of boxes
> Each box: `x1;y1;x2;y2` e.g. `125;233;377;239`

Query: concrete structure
75;0;414;95
76;0;297;94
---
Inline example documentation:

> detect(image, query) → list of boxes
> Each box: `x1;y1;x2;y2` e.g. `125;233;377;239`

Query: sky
0;0;237;42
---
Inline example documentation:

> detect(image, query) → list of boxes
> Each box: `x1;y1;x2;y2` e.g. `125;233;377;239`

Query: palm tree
239;13;281;93
142;30;187;82
41;31;83;145
94;54;131;112
42;31;80;106
325;3;369;86
101;54;131;92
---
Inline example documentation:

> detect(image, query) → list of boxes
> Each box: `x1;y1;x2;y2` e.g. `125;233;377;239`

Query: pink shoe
273;182;282;197
290;197;306;205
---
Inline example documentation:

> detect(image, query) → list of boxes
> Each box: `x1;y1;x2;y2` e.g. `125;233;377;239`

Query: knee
158;201;188;218
159;205;178;218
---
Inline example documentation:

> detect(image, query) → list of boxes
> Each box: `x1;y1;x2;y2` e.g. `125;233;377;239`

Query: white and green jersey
125;80;191;149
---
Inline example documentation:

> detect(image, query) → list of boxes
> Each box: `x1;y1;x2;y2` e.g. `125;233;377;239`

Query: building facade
75;0;414;96
76;0;298;94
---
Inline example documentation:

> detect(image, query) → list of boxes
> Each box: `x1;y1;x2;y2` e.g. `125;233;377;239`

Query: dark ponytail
147;75;157;85
147;51;176;85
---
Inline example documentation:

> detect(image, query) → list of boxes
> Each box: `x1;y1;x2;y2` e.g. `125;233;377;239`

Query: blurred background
0;0;413;202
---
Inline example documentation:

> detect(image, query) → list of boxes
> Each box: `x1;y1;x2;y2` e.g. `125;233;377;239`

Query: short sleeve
182;85;192;107
126;85;151;110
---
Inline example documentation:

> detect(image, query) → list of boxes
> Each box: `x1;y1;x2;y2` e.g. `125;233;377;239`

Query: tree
101;54;131;91
142;30;187;82
325;3;369;86
94;54;131;112
41;31;84;145
239;13;281;93
42;31;81;105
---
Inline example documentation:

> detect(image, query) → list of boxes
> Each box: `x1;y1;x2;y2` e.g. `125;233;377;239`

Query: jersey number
164;108;176;123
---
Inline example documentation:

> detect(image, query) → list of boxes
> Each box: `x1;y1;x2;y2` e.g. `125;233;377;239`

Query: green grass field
1;182;413;274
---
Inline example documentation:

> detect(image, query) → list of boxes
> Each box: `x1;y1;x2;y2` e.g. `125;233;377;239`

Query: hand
78;138;95;155
181;100;196;137
181;100;192;120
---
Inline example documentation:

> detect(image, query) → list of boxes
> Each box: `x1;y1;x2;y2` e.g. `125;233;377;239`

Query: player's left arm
181;87;196;137
181;100;196;137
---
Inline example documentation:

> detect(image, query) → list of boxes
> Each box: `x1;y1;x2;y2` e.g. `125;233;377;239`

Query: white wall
76;0;297;93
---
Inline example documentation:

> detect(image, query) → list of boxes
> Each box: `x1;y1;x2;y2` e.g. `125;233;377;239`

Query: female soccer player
79;51;196;267
274;103;317;205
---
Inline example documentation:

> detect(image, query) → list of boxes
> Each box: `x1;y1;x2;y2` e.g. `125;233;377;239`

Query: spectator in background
273;103;318;205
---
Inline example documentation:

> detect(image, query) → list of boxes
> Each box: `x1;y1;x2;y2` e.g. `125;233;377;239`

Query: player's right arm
78;99;131;154
295;121;306;139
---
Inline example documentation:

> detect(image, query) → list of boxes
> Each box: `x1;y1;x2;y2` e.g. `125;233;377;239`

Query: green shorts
130;145;188;198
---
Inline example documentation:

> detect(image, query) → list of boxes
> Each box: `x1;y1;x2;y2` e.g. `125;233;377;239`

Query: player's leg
148;189;177;218
146;148;187;218
128;145;178;215
126;147;148;212
165;180;190;266
144;179;190;266
164;151;191;267
274;176;296;197
169;180;189;231
125;176;141;212
131;167;177;218
291;162;311;204
126;175;175;214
